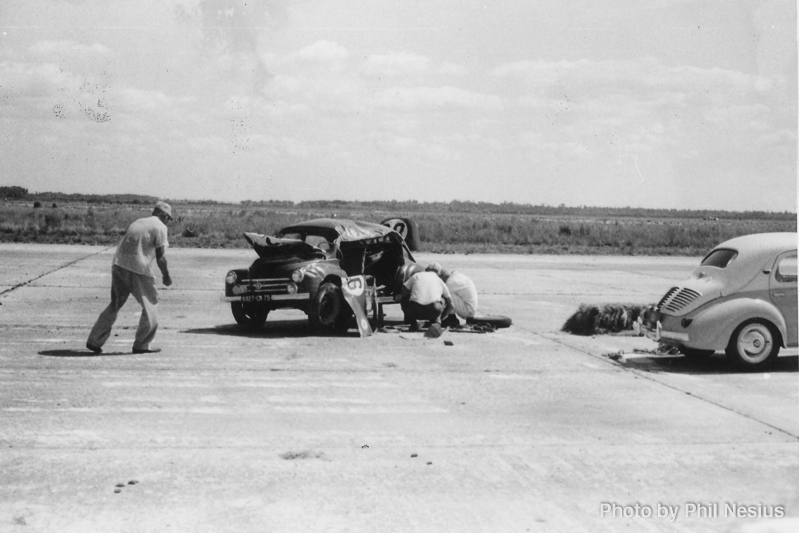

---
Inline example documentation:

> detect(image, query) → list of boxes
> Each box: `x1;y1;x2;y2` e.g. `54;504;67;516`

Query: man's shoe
424;323;443;339
408;321;420;332
442;315;460;328
133;347;161;354
86;343;103;354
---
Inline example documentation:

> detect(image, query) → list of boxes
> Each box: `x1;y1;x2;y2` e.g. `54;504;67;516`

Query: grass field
1;199;795;256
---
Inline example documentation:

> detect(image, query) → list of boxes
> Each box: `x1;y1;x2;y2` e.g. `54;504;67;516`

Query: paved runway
1;244;797;532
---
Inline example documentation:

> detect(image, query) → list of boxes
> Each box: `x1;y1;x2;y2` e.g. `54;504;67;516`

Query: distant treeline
3;187;796;221
285;199;796;221
1;200;795;255
1;188;159;205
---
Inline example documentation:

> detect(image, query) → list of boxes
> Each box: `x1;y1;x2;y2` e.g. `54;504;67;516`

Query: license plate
241;294;271;303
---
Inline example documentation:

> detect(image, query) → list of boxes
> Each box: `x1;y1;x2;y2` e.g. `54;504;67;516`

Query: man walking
87;201;173;354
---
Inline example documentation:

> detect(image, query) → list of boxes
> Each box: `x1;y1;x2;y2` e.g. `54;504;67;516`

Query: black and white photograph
1;1;797;531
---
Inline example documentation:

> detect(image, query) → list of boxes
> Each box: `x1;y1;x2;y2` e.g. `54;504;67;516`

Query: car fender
302;263;347;292
690;297;788;349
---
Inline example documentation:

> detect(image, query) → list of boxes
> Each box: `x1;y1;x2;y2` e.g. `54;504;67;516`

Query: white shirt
113;216;168;278
404;272;451;305
447;271;478;319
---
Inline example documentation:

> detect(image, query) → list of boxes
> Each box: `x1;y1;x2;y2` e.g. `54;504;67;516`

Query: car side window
775;253;797;283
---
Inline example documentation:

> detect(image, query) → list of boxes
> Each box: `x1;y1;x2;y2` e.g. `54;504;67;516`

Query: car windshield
277;231;332;251
701;249;738;268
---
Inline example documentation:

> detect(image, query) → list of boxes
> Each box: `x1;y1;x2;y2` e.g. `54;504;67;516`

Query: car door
770;251;797;346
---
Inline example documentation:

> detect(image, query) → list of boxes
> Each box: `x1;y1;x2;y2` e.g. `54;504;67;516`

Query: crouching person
400;271;454;334
425;262;478;328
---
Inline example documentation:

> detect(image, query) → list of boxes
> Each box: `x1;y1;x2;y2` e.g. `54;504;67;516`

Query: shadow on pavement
618;353;798;375
181;319;484;339
39;349;129;357
181;321;362;339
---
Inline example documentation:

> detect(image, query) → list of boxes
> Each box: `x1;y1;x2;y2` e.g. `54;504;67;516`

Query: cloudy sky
1;0;796;211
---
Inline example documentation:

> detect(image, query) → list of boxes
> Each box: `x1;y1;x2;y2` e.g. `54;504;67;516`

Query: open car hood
243;232;328;260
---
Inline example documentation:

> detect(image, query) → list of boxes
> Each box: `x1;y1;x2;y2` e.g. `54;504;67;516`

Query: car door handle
772;292;786;297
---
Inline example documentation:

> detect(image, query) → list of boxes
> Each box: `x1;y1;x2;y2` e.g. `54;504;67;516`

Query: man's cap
425;262;443;274
154;201;173;219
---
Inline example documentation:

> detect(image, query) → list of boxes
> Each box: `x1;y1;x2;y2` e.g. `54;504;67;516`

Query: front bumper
221;293;310;303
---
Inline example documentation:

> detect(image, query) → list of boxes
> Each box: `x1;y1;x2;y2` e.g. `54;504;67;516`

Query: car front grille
241;277;292;294
657;287;702;313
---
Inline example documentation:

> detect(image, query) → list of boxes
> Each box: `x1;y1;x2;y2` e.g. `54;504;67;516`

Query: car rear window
701;249;738;268
775;254;797;282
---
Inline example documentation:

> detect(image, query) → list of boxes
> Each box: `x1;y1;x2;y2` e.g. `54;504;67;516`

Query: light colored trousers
87;265;159;351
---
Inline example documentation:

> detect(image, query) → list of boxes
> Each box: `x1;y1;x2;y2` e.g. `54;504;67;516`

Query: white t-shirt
404;272;451;305
113;216;168;278
446;271;478;319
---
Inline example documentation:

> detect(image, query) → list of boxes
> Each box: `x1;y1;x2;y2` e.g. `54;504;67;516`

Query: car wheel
231;302;269;330
310;282;350;334
679;347;714;360
380;217;420;252
725;319;780;370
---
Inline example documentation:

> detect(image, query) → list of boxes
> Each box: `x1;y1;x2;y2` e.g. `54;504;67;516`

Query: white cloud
0;62;73;97
494;58;758;103
370;86;503;111
295;40;348;64
30;40;113;59
114;88;173;112
186;135;227;153
439;62;468;76
363;53;431;77
258;100;311;117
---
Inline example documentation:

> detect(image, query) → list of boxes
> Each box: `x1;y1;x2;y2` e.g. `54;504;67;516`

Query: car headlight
232;285;247;295
225;271;237;285
291;269;304;282
286;283;298;294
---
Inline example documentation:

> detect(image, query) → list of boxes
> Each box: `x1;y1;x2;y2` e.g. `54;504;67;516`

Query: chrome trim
657;287;702;313
230;277;295;295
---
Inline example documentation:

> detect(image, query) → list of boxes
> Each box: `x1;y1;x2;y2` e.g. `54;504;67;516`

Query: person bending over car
86;201;174;354
401;271;454;333
425;262;478;328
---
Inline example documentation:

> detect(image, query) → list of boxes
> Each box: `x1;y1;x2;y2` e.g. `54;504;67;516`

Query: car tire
725;319;781;370
466;314;513;329
310;282;351;334
231;302;269;330
679;347;715;360
380;217;420;252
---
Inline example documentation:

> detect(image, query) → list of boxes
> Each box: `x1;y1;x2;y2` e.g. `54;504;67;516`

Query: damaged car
637;232;797;370
221;218;423;335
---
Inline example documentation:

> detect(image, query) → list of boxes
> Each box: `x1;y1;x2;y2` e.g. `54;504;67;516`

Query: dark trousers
401;299;445;324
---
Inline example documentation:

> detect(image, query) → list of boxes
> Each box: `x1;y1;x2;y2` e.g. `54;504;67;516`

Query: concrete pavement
1;244;797;532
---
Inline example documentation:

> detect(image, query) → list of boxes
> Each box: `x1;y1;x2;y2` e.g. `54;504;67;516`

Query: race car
221;217;423;335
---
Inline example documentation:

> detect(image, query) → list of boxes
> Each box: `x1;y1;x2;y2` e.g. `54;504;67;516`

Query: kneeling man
401;271;454;332
425;262;478;327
